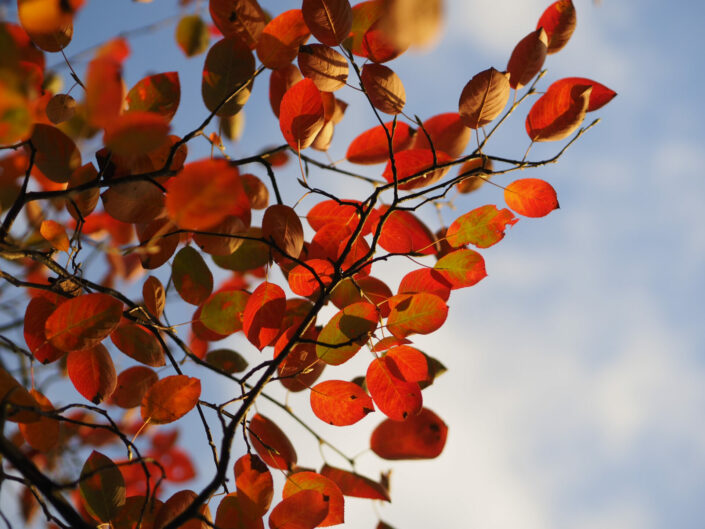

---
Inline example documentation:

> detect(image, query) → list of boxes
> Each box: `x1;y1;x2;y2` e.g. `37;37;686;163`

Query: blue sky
3;1;705;528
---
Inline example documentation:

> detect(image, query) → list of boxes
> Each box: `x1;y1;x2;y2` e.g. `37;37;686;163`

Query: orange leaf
17;0;80;52
24;296;66;364
166;159;249;231
504;178;559;218
209;0;267;49
45;293;123;352
537;0;576;54
320;464;390;501
242;282;286;349
310;380;374;426
526;83;591;142
67;344;117;404
126;72;180;122
111;366;158;409
297;44;349;92
142;275;165;318
172;246;214;306
279;78;325;151
39;219;69;252
215;493;264;529
398;268;451;301
507;28;547;89
302;0;352;47
361;20;408;63
366;357;422;421
386;292;448;338
256;10;310;70
306;200;361;231
104;112;170;156
446;204;517;249
269;64;303;118
19;390;59;452
141;375;201;424
433;248;487;289
288;259;334;297
110;320;166;367
316;302;378;365
370;407;447;459
348;0;384;57
282;471;343;526
412;112;470;159
0;367;39;423
374;207;437;255
360;63;405;115
346;121;414;165
202;37;255;116
154;490;210;529
455;155;494;194
547;77;617;112
85;55;122;129
269;490;328;529
458;67;511;129
385;345;428;383
248;413;297;470
381;148;452;190
234;454;274;519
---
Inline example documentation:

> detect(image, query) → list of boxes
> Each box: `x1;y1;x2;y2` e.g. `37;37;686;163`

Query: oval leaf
370;407;447;460
366;357;422;421
248;413;297;470
282;471;343;526
386;292;448;339
360;63;405;115
243;282;286;350
316;302;378;365
525;82;592;142
269;490;328;529
320;464;390;502
202;37;255;116
346;121;414;165
310;380;375;426
302;0;352;46
256;9;310;70
172;246;214;306
507;28;547;89
279;78;325;151
110;321;165;367
537;0;576;54
79;451;126;522
446;204;517;249
504;178;559;218
67;344;117;404
458;67;511;129
141;375;201;424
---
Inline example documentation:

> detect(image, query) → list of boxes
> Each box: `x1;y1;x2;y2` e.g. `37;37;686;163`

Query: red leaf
256;10;310;70
433;248;487;289
172;246;214;306
24;296;66;364
547;77;617;112
269;490;328;529
302;0;352;46
111;366;158;409
101;180;165;224
166;159;249;231
507;28;548;89
320;464;390;502
270;64;303;118
348;0;385;57
366;357;422;421
411;112;470;159
235;454;274;519
316;302;378;365
398;268;451;301
537;0;576;54
215;493;264;529
374;207;436;255
288;259;335;297
104;112;170;156
386;292;448;339
126;72;181;122
67;344;117;404
85;55;122;129
385;345;428;383
210;0;267;49
110;320;165;367
248;413;297;470
310;380;375;426
30;124;81;183
370;407;447;459
446;204;517;249
360;63;406;115
346;121;414;165
306;200;361;231
19;390;59;452
282;471;343;526
504;178;559;218
202;37;255;116
458;67;511;129
381;148;452;190
243;282;286;349
45;293;123;352
279;78;325;151
525;80;592;142
140;375;201;425
262;204;304;259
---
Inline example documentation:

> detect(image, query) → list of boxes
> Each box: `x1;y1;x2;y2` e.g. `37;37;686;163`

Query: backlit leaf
330;276;393;317
166;159;249;231
279;78;325;150
366;357;422;421
262;204;304;259
310;380;374;426
269;490;328;529
19;390;59;452
412;112;470;159
386;292;447;339
0;367;40;423
206;348;249;373
370;407;447;459
375;207;436;255
173;246;214;306
104;112;170;156
67;344;117;404
79;451;126;522
546;77;617;112
398;268;451;301
316;302;378;365
537;0;576;54
235;454;273;519
360;63;405;115
507;28;547;90
17;0;77;51
320;464;390;501
136;218;180;270
282;471;343;526
361;19;408;63
85;55;122;129
446;204;517;249
101;180;165;224
525;82;592;142
215;493;264;529
142;275;165;318
212;227;270;271
175;14;210;57
456;155;493;194
111;366;158;409
269;64;303;117
200;290;249;335
210;0;267;49
30;123;81;183
288;259;335;297
306;200;361;231
381;148;452;190
458;67;511;129
346;121;414;165
504;178;559;218
433;248;487;289
110;321;165;367
141;375;201;424
302;0;352;47
39;219;69;251
243;282;286;349
248;413;297;470
256;10;310;70
374;0;442;49
202;37;255;116
126;72;180;122
385;345;428;383
154;490;210;529
297;44;348;92
45;293;123;352
24;296;65;364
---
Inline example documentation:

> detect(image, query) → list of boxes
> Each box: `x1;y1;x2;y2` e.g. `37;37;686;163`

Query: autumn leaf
248;413;298;470
446;204;517;249
67;344;117;404
310;380;375;426
282;471;344;526
141;375;201;424
279;78;325;151
370;407;448;459
458;67;511;129
504;178;559;217
360;63;406;115
79;451;126;522
537;0;576;54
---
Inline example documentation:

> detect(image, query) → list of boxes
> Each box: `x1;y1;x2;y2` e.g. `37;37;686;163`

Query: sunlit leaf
302;0;352;47
537;0;576;54
282;471;344;526
142;275;165;319
45;293;123;352
386;292;447;338
243;282;286;349
79;451;126;522
398;268;451;301
39;219;69;251
360;63;405;115
262;204;304;260
546;77;617;112
346;121;414;165
269;64;303;118
85;55;122;129
269;490;328;529
104;112;170;156
141;375;201;424
433;248;487;289
504;178;559;217
111;366;158;409
256;10;310;70
110;320;165;367
446;204;517;249
316;302;378;365
374;207;436;255
215;493;264;529
234;454;274;519
412;112;470;158
126;72;180;122
154;490;210;529
456;155;493;194
248;413;297;470
370;407;447;459
366;357;422;421
288;259;335;297
202;37;255;116
175;14;210;57
24;296;65;364
279;78;325;150
320;464;390;501
67;344;117;404
172;246;214;306
381;148;451;190
310;379;374;426
297;44;348;92
17;0;79;51
458;67;510;129
526;82;592;142
507;28;547;89
385;345;428;383
210;0;267;49
330;276;392;317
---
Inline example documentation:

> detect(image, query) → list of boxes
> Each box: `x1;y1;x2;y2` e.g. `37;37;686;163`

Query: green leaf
79;451;126;522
